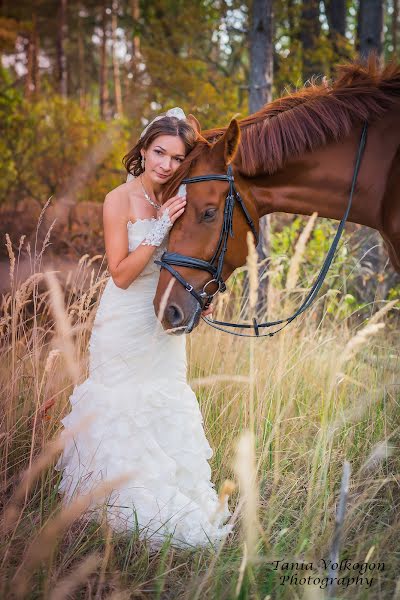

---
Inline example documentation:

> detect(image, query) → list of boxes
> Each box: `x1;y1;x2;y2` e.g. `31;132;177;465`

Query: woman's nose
161;156;172;171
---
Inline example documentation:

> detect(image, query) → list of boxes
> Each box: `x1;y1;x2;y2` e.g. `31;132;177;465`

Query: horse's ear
224;119;241;165
186;114;202;134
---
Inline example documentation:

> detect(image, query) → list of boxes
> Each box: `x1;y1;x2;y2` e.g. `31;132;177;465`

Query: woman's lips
156;172;170;179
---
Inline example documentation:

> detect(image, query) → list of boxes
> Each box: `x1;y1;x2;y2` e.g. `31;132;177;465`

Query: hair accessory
139;106;187;139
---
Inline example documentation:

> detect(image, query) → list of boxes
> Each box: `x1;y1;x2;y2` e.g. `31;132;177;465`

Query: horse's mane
208;55;400;175
163;55;400;199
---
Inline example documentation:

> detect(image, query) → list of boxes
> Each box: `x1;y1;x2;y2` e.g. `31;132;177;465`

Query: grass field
1;218;399;599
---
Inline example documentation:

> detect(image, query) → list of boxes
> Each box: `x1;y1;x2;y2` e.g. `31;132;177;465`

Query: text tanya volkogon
269;559;385;590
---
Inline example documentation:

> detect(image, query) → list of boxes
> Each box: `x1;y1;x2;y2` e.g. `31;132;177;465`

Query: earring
141;155;145;170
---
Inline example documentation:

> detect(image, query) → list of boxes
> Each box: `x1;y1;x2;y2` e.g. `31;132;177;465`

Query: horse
153;57;400;334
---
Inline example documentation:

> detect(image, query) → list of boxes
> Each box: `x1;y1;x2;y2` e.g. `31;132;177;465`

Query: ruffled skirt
54;275;233;550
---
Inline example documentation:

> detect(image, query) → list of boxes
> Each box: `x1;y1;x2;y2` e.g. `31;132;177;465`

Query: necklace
140;175;161;210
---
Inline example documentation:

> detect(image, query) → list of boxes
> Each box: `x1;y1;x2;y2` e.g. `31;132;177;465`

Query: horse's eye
203;208;217;221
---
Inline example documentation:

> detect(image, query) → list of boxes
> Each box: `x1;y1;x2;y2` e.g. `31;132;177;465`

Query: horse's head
153;118;259;334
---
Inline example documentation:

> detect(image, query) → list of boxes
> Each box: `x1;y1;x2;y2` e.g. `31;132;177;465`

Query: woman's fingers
201;302;214;316
164;198;186;219
159;193;186;223
164;193;186;207
169;206;186;223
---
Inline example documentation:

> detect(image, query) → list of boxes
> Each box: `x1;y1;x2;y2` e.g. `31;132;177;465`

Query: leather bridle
154;164;259;310
155;121;368;337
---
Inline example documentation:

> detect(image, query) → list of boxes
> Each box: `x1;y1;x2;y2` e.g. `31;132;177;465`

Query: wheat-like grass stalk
246;231;258;313
340;322;385;366
95;523;114;599
232;431;260;564
12;474;132;598
49;552;101;600
34;197;52;261
5;233;15;288
286;212;318;292
359;440;395;474
2;414;95;534
366;299;398;325
44;270;80;384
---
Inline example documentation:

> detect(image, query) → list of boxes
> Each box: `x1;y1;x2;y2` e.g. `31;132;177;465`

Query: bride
55;107;233;551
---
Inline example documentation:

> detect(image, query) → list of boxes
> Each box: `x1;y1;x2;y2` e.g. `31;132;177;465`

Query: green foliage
270;215;368;320
0;81;130;207
0;66;26;207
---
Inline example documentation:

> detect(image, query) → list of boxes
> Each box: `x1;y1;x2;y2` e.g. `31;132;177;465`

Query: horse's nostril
166;303;184;328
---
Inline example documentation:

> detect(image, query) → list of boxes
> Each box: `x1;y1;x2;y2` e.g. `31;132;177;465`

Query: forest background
1;0;400;307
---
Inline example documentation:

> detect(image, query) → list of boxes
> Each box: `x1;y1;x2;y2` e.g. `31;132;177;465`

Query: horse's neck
242;114;399;231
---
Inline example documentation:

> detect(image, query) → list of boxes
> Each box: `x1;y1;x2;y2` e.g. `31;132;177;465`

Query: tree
300;0;323;82
248;0;273;315
56;0;68;97
355;0;393;301
111;0;123;116
99;1;111;120
358;0;384;59
323;0;349;60
393;0;399;56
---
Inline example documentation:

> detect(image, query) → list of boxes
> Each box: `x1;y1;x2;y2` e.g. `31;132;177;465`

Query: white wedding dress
54;217;233;551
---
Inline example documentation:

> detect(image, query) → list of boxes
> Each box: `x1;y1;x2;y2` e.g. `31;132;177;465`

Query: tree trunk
111;0;123;116
56;0;68;98
127;0;142;118
358;0;384;60
78;3;86;110
323;0;347;60
393;0;399;56
300;0;322;82
100;2;110;120
356;0;390;302
249;0;273;316
131;0;141;72
32;6;40;95
287;0;295;42
24;34;34;99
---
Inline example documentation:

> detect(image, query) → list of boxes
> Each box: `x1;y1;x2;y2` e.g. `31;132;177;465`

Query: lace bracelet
140;210;173;247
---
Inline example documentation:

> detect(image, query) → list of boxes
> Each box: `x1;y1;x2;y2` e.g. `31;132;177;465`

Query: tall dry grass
1;213;399;599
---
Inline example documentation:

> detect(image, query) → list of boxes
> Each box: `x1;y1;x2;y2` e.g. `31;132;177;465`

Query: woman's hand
159;193;187;224
201;302;214;317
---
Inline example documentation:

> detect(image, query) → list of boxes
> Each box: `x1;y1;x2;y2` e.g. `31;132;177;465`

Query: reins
156;121;368;337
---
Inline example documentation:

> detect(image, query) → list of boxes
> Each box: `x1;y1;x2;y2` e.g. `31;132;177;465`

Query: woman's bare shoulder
106;179;143;202
103;179;144;223
103;182;130;221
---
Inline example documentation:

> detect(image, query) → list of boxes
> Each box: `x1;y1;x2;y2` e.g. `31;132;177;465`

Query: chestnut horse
154;58;400;333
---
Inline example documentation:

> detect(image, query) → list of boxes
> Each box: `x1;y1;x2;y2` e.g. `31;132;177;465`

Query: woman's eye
203;208;217;221
155;150;162;155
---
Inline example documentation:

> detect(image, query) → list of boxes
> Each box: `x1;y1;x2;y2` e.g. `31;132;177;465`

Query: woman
55;107;233;551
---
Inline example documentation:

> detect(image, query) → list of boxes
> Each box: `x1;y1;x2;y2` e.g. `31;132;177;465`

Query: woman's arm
103;192;154;289
103;190;186;290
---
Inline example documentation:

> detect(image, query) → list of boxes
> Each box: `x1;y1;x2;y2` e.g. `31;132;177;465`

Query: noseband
154;164;259;310
155;122;368;337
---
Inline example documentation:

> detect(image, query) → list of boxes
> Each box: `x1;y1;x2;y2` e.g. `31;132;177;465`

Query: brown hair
122;115;198;178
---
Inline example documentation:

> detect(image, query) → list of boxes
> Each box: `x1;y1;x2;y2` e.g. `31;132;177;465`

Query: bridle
155;164;258;311
155;121;368;337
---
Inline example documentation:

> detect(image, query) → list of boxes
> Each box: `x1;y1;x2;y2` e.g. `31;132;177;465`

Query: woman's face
141;135;186;184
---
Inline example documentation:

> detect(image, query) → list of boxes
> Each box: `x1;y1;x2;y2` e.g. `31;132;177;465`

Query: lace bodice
127;218;168;276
